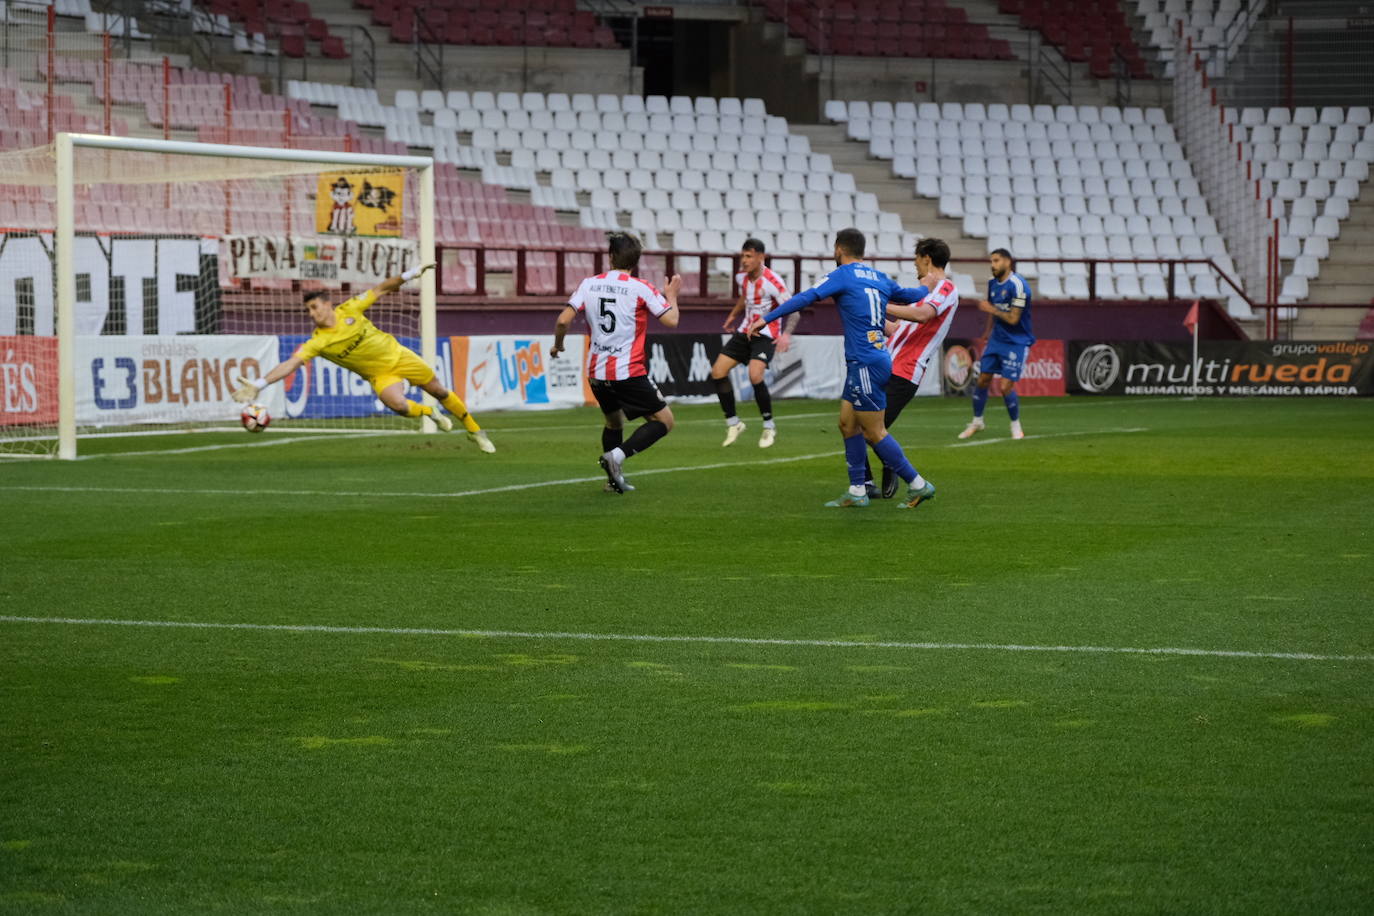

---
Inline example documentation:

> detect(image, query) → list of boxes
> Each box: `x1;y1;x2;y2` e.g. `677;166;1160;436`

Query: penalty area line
0;615;1369;663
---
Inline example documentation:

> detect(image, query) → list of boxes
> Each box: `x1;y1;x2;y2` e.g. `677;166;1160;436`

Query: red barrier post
46;5;55;142
102;32;112;135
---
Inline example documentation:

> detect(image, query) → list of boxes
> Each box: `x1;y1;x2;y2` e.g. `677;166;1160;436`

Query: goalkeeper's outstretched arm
232;355;304;403
371;262;436;299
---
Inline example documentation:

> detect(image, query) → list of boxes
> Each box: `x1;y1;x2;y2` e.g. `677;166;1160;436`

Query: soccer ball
240;403;271;433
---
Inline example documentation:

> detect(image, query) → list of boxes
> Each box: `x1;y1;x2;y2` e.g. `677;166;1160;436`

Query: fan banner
222;235;419;285
1067;341;1374;396
315;170;405;237
75;335;283;424
942;339;1067;397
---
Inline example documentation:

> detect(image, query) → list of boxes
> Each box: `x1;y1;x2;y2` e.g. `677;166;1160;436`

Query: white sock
848;484;867;497
726;416;740;426
763;419;776;429
610;447;626;463
911;474;927;489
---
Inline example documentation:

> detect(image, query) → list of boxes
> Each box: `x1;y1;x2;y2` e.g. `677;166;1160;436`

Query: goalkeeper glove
401;263;435;282
231;375;266;403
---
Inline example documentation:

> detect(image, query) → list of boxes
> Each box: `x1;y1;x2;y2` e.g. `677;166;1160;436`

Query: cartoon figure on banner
358;180;401;235
327;177;355;235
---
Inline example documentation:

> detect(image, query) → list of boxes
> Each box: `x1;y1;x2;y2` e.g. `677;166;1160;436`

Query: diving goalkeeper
231;264;495;453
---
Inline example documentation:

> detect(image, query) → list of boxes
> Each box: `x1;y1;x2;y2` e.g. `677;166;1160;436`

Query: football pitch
2;396;1371;913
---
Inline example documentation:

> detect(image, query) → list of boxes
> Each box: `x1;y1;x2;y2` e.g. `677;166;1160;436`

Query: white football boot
722;421;746;446
957;417;985;440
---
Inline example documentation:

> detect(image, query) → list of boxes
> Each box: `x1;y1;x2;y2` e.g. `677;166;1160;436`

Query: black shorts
884;374;920;428
590;376;667;420
719;332;777;366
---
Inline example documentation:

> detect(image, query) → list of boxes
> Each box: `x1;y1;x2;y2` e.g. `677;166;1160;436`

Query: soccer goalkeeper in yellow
231;263;495;453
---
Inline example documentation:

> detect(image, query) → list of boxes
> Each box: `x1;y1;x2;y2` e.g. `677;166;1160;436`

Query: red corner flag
1183;300;1200;334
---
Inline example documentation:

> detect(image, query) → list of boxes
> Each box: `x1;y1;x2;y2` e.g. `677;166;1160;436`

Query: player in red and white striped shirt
865;237;960;497
552;232;681;494
711;238;797;448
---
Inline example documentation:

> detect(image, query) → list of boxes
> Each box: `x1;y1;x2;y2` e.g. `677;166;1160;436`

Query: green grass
2;396;1372;913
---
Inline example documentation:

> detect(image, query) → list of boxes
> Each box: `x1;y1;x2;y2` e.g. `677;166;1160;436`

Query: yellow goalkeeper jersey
295;290;407;377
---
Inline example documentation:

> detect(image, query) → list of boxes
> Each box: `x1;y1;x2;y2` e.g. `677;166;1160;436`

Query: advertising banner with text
76;335;282;425
942;339;1067;397
448;335;591;411
0;336;58;427
1068;341;1374;396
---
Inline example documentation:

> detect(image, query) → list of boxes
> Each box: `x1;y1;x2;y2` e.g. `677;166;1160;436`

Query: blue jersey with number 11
762;262;924;365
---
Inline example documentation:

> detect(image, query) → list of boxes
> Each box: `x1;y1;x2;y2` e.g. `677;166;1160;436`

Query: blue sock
1005;390;1020;421
871;434;917;484
843;433;868;486
972;385;989;418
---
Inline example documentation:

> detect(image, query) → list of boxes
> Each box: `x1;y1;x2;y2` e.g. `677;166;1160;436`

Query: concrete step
793;123;976;253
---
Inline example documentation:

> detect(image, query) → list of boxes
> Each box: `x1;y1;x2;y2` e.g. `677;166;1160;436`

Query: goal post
0;133;436;459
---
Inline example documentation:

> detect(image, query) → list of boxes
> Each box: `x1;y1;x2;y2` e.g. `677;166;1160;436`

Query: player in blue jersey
749;228;937;510
960;247;1034;440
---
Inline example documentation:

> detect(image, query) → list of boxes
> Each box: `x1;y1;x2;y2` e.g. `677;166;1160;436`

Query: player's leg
1000;346;1027;439
712;337;748;445
747;356;777;448
592;381;631;493
600;378;671;492
372;376;453;433
877;374;920;498
598;407;634;492
828;362;886;507
825;398;872;507
960;366;995;439
417;373;495;452
853;375;934;511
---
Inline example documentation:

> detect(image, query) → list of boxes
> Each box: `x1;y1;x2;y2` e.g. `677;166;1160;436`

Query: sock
713;376;736;420
753;381;773;423
440;392;481;432
1005;390;1020;421
622;420;669;458
871;434;918;485
843;433;868;487
601;426;623;453
972;385;989;419
404;400;432;418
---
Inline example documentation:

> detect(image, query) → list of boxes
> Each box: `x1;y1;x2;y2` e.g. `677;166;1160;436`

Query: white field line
0;427;1149;500
3;396;1180;461
0;615;1369;663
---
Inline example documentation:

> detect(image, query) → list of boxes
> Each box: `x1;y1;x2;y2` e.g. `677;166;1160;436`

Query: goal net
0;134;436;458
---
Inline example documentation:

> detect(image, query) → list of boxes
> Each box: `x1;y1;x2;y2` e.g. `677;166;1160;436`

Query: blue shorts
979;341;1031;382
843;360;890;412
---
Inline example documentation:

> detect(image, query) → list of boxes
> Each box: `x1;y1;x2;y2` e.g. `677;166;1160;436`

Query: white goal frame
51;133;437;460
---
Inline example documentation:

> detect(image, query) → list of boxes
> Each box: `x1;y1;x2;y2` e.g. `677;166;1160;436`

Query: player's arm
884;281;933;322
657;274;682;329
722;291;745;331
231;354;304;402
550;305;578;359
370;263;436;300
777;311;802;352
977;298;1024;326
749;276;836;337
